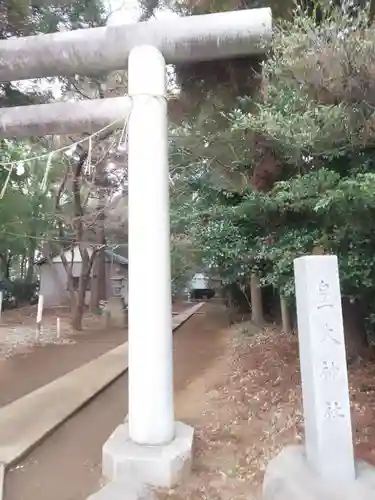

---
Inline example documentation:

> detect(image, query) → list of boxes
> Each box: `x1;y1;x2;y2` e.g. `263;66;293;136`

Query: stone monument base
263;446;375;500
106;297;126;328
87;422;194;499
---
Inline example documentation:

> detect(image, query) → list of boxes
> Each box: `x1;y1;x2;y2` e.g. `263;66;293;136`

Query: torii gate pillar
0;6;272;500
96;45;193;497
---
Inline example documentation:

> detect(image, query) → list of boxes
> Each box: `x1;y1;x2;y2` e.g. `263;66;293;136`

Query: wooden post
56;317;61;340
0;290;3;322
36;294;44;341
280;293;292;334
250;274;264;325
0;462;5;500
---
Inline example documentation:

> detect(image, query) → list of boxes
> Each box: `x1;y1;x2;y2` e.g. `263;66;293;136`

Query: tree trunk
20;254;26;280
72;252;91;330
250;273;264;325
90;161;107;312
71;295;85;330
71;277;86;330
25;247;36;283
4;253;12;279
24;236;36;283
25;258;34;283
280;293;292;334
342;297;370;363
90;242;106;311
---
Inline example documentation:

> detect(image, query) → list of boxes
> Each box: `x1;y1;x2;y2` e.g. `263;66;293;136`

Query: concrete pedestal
87;481;156;500
106;297;126;328
102;421;194;488
263;446;375;500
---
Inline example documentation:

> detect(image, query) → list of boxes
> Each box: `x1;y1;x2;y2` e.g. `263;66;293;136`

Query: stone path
0;304;203;466
3;303;228;500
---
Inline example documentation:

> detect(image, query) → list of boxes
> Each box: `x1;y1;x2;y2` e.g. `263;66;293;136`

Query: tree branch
73;151;88;244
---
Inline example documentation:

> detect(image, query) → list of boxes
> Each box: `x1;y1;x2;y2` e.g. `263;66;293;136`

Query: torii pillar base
87;422;194;500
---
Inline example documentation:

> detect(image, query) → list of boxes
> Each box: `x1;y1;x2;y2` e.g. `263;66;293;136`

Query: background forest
2;0;375;359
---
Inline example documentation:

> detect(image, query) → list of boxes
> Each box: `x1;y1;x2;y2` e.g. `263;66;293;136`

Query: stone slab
263;446;375;500
294;255;355;481
0;302;204;466
87;481;156;500
102;421;194;488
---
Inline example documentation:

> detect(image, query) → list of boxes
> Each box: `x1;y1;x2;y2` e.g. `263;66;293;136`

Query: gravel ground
0;325;76;359
0;301;189;360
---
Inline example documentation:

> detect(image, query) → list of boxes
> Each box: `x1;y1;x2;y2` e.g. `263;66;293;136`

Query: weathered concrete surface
102;421;194;488
86;481;156;500
0;9;272;81
0;96;131;139
293;256;355;482
0;303;203;466
87;305;206;500
263;446;375;500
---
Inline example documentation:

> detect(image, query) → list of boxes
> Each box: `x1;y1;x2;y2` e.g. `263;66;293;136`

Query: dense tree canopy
3;0;375;350
169;2;375;355
0;0;112;327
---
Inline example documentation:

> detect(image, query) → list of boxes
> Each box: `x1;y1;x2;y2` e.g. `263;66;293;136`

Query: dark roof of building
104;249;128;266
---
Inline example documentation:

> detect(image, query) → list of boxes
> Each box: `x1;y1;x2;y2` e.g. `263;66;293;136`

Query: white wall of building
190;273;209;290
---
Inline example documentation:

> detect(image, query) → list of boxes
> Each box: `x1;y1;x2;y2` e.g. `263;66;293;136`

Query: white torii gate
0;8;272;498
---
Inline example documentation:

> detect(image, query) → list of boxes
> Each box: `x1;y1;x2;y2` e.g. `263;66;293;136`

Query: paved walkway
0;303;203;467
4;303;228;500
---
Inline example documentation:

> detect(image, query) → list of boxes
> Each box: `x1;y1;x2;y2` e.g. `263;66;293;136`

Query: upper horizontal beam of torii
0;8;272;82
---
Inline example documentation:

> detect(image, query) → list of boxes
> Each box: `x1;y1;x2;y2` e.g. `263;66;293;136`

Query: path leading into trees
3;302;229;500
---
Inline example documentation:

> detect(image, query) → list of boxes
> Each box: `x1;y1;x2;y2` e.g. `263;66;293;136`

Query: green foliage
0;0;107;285
169;6;375;339
1;0;106;108
0;139;66;278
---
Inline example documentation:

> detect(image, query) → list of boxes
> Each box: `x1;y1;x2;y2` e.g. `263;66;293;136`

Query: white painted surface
36;294;44;323
39;260;127;308
0;462;4;500
0;97;132;139
294;255;355;482
39;261;76;307
0;8;272;81
56;317;61;339
51;246;93;263
127;46;174;445
190;273;209;290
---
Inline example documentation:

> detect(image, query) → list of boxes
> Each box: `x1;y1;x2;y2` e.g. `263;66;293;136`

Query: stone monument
263;255;375;499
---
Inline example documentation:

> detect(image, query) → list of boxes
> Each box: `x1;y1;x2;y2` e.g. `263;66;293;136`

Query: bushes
11;279;39;304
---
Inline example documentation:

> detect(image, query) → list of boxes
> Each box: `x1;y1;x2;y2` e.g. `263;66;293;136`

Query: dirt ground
0;301;188;359
6;303;375;500
0;316;127;408
4;303;229;500
156;321;375;500
0;301;188;406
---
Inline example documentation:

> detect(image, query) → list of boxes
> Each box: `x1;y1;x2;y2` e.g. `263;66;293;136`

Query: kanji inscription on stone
294;255;355;482
324;401;346;420
320;361;340;381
